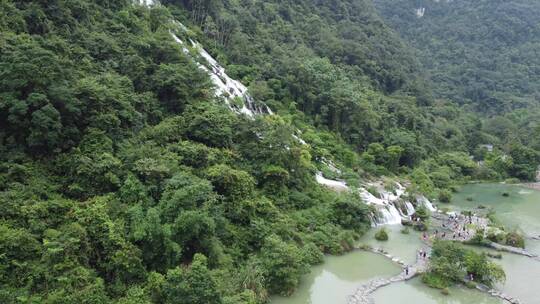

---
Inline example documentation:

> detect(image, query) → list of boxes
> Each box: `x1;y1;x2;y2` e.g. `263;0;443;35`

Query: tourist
405;266;409;275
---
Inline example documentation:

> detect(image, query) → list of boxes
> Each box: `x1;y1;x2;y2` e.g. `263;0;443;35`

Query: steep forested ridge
0;0;539;303
372;0;540;179
374;0;540;112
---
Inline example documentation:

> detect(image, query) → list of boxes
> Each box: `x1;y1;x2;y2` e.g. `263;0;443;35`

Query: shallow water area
270;251;400;304
450;183;540;239
272;184;540;304
358;225;425;264
372;277;503;304
450;184;540;303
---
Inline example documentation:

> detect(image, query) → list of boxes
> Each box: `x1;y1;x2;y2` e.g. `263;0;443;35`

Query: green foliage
424;240;505;289
163;254;223;304
258;235;309;296
505;231;525;249
438;190;452;203
331;194;371;232
0;0;536;302
375;228;389;241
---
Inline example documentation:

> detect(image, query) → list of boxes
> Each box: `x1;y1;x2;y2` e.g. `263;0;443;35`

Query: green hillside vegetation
374;0;540;112
0;0;538;303
373;0;540;170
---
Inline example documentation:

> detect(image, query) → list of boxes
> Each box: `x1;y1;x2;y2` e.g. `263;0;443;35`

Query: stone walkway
432;213;538;259
347;248;429;304
476;283;521;304
348;212;529;304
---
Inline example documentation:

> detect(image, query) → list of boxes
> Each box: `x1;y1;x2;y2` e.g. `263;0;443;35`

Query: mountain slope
374;0;540;112
0;0;539;303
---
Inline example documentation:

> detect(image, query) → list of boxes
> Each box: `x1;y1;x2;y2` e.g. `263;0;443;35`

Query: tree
205;164;255;201
259;235;308;296
163;254;223;304
331;195;371;231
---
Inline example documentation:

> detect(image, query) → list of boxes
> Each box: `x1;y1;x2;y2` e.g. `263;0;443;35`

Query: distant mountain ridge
374;0;540;113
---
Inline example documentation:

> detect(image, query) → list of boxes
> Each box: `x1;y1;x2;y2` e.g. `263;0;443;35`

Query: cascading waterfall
417;195;436;212
315;172;349;192
139;0;430;229
360;186;406;226
375;205;403;226
405;202;416;215
152;6;273;117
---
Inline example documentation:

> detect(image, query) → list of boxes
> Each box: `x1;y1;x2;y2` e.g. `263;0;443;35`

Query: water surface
271;251;400;304
450;184;540;303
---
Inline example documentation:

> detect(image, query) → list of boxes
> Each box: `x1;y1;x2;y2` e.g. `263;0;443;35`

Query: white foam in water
315;172;349;192
165;19;273;117
360;182;412;226
376;205;403;226
405;202;416;216
417;195;436;212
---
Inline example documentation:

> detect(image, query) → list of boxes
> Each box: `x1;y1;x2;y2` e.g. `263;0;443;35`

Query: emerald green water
270;251;401;304
450;183;540;240
271;184;540;304
373;278;502;304
449;184;540;303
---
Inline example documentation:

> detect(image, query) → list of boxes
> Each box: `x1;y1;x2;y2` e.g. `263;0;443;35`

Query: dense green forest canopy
374;0;540;113
0;0;539;303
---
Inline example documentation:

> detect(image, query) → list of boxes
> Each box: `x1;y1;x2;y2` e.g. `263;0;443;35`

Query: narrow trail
347;248;429;304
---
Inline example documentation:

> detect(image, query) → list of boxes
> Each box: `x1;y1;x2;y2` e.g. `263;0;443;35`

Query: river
271;184;540;304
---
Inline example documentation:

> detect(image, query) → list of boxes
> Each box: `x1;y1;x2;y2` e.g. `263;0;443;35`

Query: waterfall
375;205;403;226
405;202;416;216
315;172;349;192
359;189;386;206
168;23;272;117
417;195;436;212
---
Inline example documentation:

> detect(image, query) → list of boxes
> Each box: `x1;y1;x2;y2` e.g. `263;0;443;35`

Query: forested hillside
374;0;540;112
373;0;540;179
0;0;539;303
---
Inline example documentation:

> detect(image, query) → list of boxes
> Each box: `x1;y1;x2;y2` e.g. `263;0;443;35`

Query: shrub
375;228;389;241
505;231;525;248
438;189;452;203
501;192;510;197
367;186;380;198
413;221;428;231
487;252;502;259
415;205;430;221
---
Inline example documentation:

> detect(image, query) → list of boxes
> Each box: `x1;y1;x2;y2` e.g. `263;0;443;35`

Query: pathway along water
271;184;540;304
448;184;540;303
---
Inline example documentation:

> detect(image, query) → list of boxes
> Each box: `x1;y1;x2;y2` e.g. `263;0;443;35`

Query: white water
359;183;411;226
187;39;272;117
405;202;415;216
376;205;403;226
315;172;349;192
139;0;274;118
417;195;436;212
